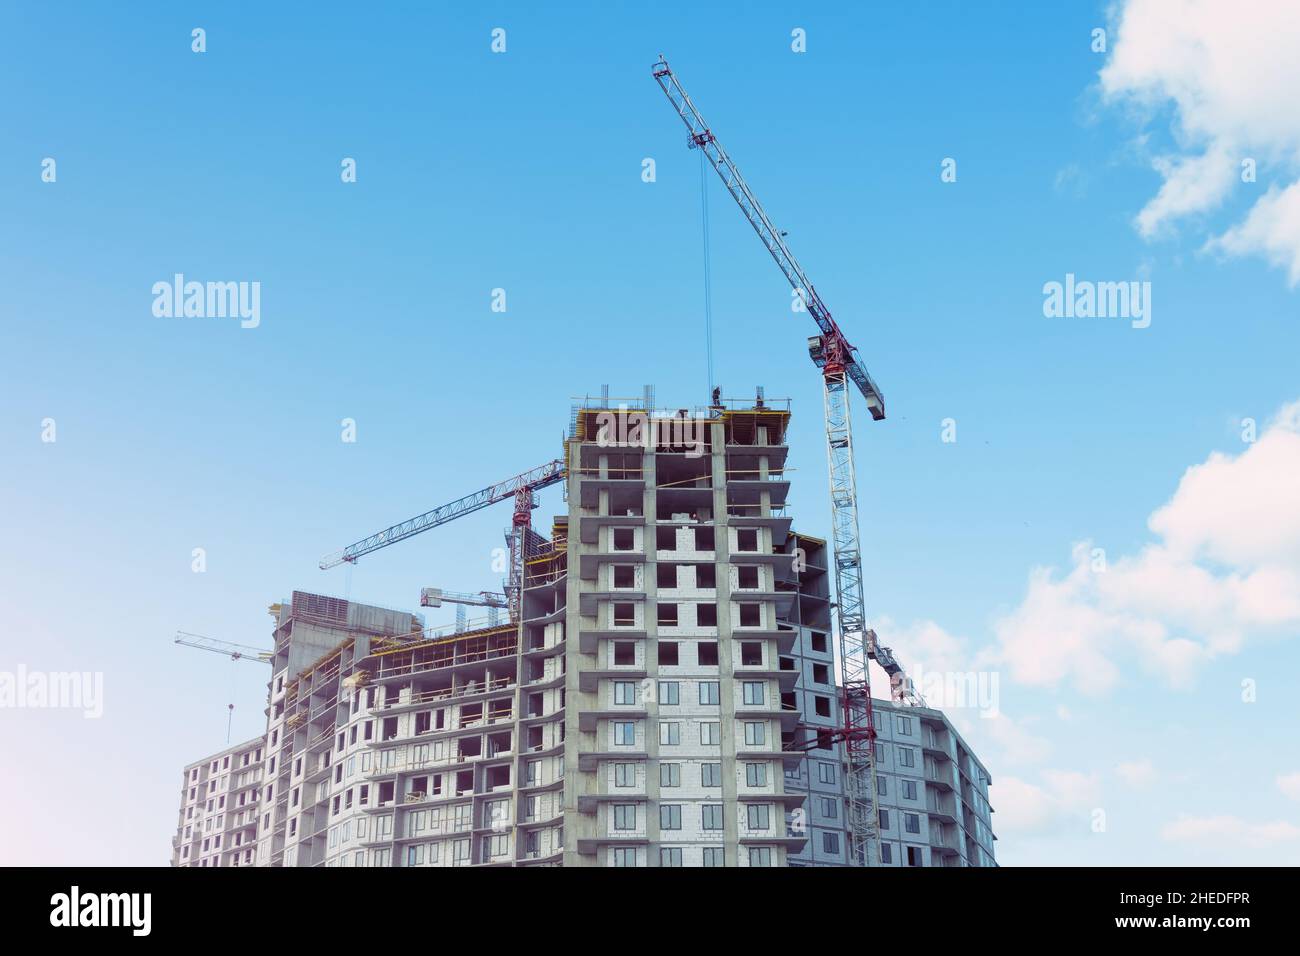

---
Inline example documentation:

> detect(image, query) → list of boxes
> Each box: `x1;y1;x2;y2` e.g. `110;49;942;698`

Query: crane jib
652;56;885;418
321;459;565;569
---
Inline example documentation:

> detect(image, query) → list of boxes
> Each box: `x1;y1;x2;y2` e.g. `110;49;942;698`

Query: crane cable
699;148;715;396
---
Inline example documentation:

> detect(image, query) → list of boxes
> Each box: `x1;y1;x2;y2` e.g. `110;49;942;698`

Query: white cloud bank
1161;814;1300;847
1101;0;1300;283
1116;759;1158;789
992;771;1100;836
993;401;1300;694
1278;772;1300;802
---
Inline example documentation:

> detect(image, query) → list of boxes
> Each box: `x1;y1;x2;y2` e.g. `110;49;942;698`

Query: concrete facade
562;401;805;866
172;736;264;867
170;399;996;868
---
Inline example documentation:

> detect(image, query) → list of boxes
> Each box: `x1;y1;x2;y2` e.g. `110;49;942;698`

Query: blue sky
2;1;1298;865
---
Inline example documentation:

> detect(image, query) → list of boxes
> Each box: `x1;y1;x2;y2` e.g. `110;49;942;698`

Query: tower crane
419;588;509;610
174;630;272;663
320;459;565;622
652;55;924;867
173;630;272;744
420;587;510;630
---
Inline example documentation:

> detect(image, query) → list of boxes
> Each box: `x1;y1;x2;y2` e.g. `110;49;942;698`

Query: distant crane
173;631;271;744
420;587;510;630
174;631;272;663
320;460;566;623
653;55;924;867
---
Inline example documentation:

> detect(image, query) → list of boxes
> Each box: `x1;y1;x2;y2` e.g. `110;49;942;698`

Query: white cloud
1278;772;1300;801
1149;401;1300;568
1161;814;1300;847
1208;182;1300;284
1100;0;1300;284
1115;759;1158;789
992;401;1300;694
992;771;1100;836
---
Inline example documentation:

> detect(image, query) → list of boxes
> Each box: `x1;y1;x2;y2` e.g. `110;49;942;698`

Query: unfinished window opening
658;641;679;666
608;487;643;517
737;566;760;589
657;563;678;588
781;691;797;711
613;603;636;627
415;711;432;735
613;642;636;666
528;660;545;682
527;726;544;751
435;710;445;730
657;603;678;627
695;526;715;551
612;528;635;551
527;692;544;718
779;656;795;671
697;641;719;666
739;604;762;628
815;696;831;717
812;663;830;685
455;770;474;796
657;526;677;551
409;776;429;800
696;564;717;588
697;603;718;627
381;717;398;741
378;782;395;805
613;565;636;588
736;529;759;552
741;642;763;666
487;732;512;757
460;702;483;727
458;736;482;760
810;632;828;653
486;765;511;790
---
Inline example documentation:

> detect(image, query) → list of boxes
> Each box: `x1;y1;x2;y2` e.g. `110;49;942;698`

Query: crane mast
652;55;891;865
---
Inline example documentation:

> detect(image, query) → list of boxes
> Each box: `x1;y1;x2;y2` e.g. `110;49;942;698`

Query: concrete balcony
578;750;648;772
578;708;647;733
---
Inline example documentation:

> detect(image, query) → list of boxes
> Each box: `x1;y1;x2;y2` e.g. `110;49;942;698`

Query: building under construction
171;394;996;867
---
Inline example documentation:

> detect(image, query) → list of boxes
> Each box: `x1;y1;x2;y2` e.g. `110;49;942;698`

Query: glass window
614;805;637;830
